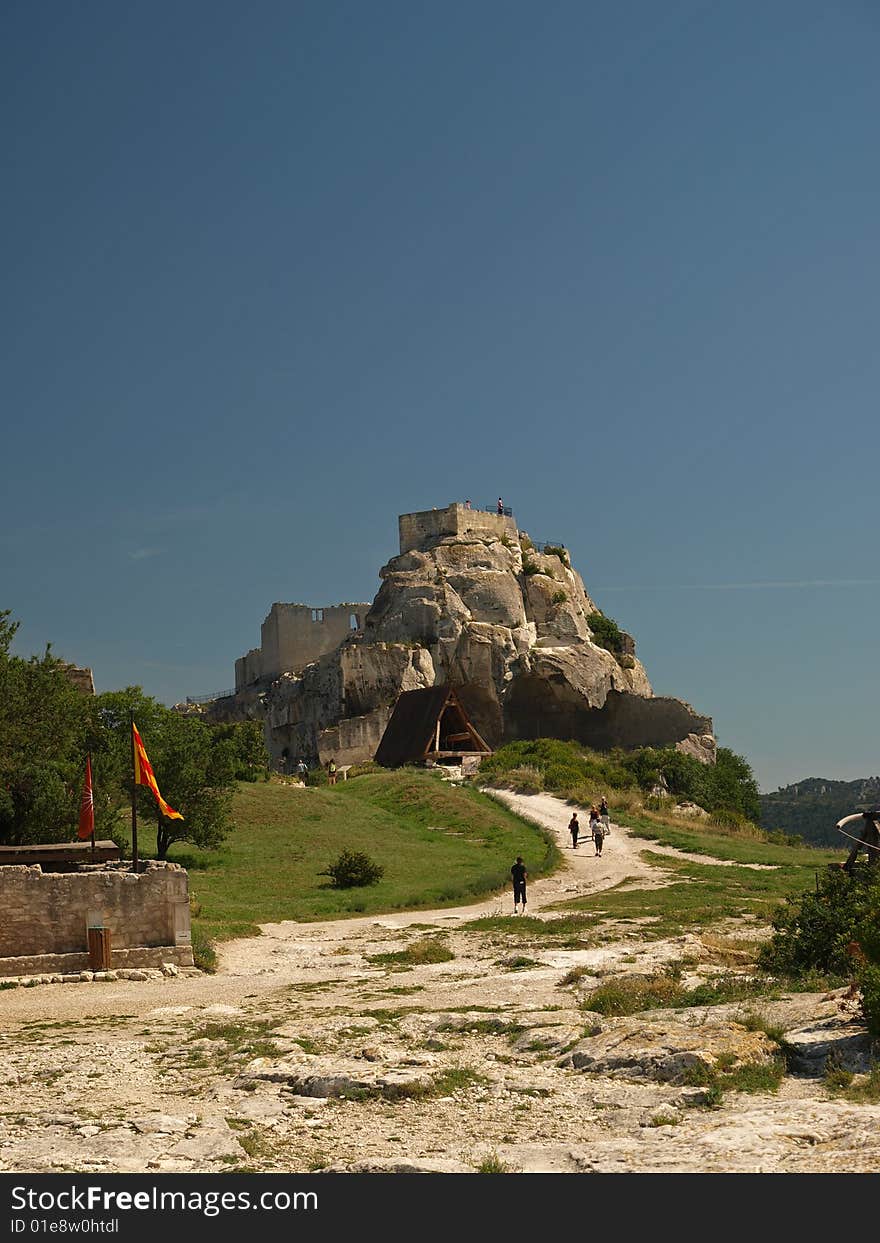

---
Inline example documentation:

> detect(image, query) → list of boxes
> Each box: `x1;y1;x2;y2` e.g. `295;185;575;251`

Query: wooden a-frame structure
375;686;491;769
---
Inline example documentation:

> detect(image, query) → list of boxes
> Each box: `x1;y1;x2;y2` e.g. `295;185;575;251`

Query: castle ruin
207;503;715;770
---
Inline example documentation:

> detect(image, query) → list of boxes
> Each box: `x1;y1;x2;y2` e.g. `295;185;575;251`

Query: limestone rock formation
215;504;714;767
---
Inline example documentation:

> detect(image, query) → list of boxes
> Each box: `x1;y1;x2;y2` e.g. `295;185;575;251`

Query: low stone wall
0;945;194;978
0;861;192;977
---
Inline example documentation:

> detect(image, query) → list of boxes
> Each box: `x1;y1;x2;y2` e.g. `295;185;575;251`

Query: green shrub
551;590;567;605
305;767;329;786
587;612;626;655
858;961;880;1037
542;545;569;566
320;849;385;889
522;558;539;576
759;864;880;1032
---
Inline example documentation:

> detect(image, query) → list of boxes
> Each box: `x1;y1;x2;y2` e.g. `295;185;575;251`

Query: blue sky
3;1;878;791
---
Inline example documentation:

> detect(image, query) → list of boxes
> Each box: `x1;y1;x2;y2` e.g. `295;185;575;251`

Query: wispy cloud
595;578;880;593
128;547;161;561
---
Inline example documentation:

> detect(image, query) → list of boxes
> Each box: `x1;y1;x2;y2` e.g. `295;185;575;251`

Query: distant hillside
760;776;880;846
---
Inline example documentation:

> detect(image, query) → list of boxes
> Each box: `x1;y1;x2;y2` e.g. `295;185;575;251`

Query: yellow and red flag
132;723;183;820
77;754;95;840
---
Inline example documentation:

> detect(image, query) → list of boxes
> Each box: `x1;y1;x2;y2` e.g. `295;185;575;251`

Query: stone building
235;602;372;692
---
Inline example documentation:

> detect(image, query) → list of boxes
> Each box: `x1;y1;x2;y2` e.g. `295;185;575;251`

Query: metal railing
186;689;236;704
532;541;567;555
482;503;514;517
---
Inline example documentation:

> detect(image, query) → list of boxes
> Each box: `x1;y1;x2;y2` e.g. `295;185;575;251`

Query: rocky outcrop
214;507;714;767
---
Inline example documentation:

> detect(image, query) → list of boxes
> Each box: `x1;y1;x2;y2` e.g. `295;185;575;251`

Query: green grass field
128;769;560;943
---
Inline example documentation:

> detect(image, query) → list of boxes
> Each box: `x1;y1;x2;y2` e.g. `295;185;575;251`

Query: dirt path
0;790;752;1023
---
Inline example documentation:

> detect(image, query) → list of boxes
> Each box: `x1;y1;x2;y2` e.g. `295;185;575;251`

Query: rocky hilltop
216;504;714;768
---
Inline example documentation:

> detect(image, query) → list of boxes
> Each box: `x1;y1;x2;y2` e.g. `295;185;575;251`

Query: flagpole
130;713;139;873
89;752;95;860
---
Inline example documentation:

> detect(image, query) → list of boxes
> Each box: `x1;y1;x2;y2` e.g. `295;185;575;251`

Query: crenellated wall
398;504;518;555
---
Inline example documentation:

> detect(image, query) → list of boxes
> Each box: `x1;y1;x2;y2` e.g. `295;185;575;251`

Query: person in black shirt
568;813;580;850
511;856;527;914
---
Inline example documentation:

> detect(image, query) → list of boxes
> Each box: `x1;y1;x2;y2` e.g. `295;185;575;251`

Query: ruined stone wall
398;504;517;555
235;602;372;690
317;706;395;768
235;647;263;689
0;863;192;971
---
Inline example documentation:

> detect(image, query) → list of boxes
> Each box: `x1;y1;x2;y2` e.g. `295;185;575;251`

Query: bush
522;557;539;576
321;849;384;889
759;864;880;1034
551;590;567;605
857;961;880;1037
305;767;329;786
587;612;626;655
542;545;569;566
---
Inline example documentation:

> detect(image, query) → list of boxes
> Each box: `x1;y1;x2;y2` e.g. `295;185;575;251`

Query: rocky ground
1;791;877;1174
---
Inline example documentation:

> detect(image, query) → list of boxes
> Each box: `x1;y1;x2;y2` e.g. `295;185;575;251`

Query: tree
95;687;241;858
0;611;101;845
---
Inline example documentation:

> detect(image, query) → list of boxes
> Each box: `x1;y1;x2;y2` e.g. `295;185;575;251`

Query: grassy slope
614;808;840;868
132;770;560;942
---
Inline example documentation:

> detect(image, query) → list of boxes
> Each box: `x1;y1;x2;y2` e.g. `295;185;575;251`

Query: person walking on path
568;812;580;849
511;856;528;913
591;806;606;856
599;795;611;834
328;759;338;786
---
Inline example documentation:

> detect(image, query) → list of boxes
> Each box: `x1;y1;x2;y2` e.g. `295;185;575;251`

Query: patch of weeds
432;1066;488;1096
436;1017;523;1037
367;937;455;968
462;914;597;941
584;971;774;1017
190;925;217;973
559;965;593;986
474;1150;521;1173
290;1036;322;1055
236;1129;276;1161
823;1052;855;1091
679;1055;785;1101
187;1020;282;1066
499;956;542;972
723;1060;786;1093
361;1006;424;1027
825;1065;880;1104
647;1110;681;1127
225;1118;254;1132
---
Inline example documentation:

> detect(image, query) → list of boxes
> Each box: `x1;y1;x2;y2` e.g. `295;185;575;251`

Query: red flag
132;723;183;820
77;754;95;841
